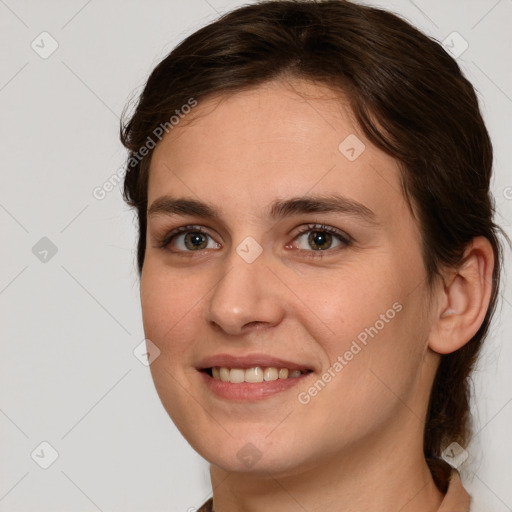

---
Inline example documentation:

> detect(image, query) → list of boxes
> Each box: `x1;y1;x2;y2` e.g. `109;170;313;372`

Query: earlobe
428;237;495;355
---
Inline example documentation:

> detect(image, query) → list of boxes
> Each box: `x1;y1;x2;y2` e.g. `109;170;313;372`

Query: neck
209;417;444;512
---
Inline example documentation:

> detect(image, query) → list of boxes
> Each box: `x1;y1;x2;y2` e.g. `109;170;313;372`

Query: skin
140;78;494;512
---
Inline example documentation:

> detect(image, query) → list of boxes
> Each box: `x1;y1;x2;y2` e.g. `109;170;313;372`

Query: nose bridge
204;238;284;335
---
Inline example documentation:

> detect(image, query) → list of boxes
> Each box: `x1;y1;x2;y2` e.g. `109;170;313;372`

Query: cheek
140;263;204;365
139;263;209;433
299;258;428;401
294;260;400;346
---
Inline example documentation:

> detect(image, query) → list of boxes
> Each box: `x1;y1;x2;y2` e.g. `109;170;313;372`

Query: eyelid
290;223;352;242
286;223;352;257
155;224;216;250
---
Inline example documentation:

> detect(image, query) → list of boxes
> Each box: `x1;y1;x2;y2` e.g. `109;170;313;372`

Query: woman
120;1;507;510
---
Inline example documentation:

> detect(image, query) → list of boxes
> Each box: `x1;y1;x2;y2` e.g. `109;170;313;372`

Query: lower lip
200;371;312;401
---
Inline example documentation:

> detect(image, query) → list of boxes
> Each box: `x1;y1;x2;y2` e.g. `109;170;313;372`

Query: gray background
0;0;511;510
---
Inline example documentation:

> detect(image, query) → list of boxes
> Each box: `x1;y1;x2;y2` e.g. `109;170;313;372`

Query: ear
428;236;495;355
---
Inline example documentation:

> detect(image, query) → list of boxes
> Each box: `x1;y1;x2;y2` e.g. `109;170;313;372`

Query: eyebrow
147;193;379;226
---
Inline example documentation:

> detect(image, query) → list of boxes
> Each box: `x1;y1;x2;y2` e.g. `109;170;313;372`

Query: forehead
147;79;409;228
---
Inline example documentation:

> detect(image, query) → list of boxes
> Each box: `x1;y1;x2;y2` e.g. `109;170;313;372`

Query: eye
156;223;351;257
157;225;221;252
287;223;352;256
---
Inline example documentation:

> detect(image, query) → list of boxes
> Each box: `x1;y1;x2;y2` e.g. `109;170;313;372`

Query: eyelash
156;223;352;258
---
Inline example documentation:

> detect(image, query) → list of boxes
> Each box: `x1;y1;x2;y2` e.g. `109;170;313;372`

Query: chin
185;428;317;477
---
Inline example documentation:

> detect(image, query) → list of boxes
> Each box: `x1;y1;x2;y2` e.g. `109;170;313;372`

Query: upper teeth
211;367;305;383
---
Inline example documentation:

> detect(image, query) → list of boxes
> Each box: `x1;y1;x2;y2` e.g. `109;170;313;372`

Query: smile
207;366;311;383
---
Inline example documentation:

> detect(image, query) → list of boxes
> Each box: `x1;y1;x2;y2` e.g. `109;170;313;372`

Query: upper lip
197;353;314;372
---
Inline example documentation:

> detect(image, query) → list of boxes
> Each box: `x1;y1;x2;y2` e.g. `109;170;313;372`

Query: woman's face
141;79;439;476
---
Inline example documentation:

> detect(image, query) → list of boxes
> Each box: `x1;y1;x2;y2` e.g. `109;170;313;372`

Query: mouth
197;354;315;401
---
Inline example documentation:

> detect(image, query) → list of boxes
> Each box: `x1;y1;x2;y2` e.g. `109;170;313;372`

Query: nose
204;244;286;336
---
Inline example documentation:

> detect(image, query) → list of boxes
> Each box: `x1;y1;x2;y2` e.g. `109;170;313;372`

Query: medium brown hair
120;0;507;492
